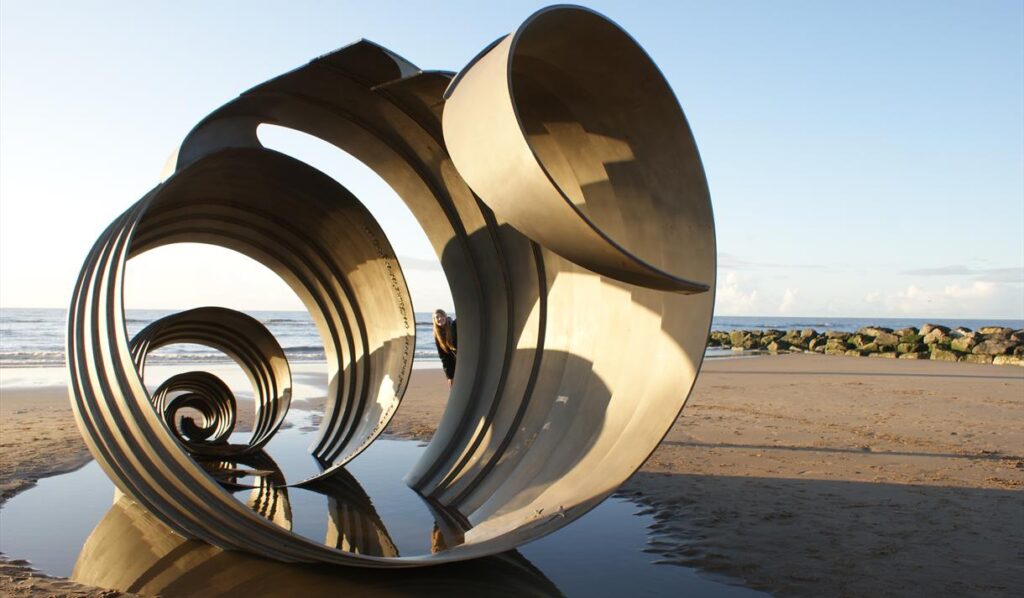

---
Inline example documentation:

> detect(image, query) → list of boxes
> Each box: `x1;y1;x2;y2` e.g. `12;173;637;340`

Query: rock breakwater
708;324;1024;366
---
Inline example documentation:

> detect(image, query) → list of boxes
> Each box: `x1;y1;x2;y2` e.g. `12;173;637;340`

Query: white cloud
900;265;1024;283
714;272;762;314
778;288;798;313
863;281;1022;318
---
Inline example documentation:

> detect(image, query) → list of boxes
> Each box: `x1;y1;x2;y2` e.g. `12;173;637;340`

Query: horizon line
0;306;1021;322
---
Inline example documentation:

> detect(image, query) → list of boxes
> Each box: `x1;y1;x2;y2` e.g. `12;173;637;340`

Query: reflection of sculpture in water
199;451;293;531
72;497;562;597
198;447;471;558
302;468;400;557
432;309;458;388
425;496;471;554
67;5;715;565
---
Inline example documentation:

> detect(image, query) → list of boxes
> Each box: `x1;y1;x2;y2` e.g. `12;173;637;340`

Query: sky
1;0;1022;318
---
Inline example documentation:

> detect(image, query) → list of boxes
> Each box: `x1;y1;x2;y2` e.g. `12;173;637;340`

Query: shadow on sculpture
66;5;715;565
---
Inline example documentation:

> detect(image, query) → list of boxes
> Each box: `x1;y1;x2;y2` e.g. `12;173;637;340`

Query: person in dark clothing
432;309;457;387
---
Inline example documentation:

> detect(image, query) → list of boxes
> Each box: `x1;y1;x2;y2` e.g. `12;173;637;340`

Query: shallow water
0;423;766;596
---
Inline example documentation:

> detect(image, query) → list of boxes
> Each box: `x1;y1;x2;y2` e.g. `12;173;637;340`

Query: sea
1;307;1021;368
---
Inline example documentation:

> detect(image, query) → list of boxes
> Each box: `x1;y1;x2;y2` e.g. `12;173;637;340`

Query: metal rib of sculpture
66;5;715;565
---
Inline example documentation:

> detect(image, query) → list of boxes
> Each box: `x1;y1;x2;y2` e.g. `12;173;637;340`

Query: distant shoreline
3;305;1023;369
710;323;1023;366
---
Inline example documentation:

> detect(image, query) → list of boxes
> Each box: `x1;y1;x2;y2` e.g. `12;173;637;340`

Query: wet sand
1;354;1022;596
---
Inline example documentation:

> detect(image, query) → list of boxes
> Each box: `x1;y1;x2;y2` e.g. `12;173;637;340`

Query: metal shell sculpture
66;5;715;566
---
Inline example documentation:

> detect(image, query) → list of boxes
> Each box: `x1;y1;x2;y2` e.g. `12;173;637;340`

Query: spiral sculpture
132;307;292;454
67;5;715;565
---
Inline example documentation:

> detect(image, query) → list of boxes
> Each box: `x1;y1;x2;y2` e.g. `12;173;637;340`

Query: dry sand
1;354;1022;596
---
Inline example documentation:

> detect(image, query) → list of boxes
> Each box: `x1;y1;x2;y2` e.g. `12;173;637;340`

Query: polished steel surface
66;5;715;565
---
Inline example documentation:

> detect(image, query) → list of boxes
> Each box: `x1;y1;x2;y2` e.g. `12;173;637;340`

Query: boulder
972;339;1018;356
1015;345;1024;357
923;328;950;345
825;331;850;340
897;342;926;354
758;334;779;348
767;340;791;352
844;349;866;357
869;352;898;358
847;334;874;348
800;328;818;339
729;330;760;349
993;355;1024;367
949;334;979;353
859;342;880;353
898;352;929;360
919;323;950;336
873;332;900;347
858;326;893;337
808;337;829;351
978;326;1013;336
951;326;974;337
930;348;961;362
895;327;919;338
962;354;993;365
825;338;848;351
825;346;847;356
711;331;732;346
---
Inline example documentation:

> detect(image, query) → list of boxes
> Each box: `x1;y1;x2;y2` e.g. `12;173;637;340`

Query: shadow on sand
620;471;1023;596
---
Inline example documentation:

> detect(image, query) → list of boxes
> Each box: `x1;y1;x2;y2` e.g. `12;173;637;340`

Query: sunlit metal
66;5;715;565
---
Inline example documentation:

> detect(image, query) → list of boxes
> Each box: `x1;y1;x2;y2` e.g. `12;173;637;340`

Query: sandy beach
1;354;1022;596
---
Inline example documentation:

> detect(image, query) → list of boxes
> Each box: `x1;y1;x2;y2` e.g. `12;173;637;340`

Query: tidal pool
0;415;764;597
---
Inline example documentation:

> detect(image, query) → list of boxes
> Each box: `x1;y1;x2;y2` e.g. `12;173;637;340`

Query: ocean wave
0;319;50;324
1;350;66;358
715;321;840;329
261;319;315;327
283;345;325;353
0;350;66;366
